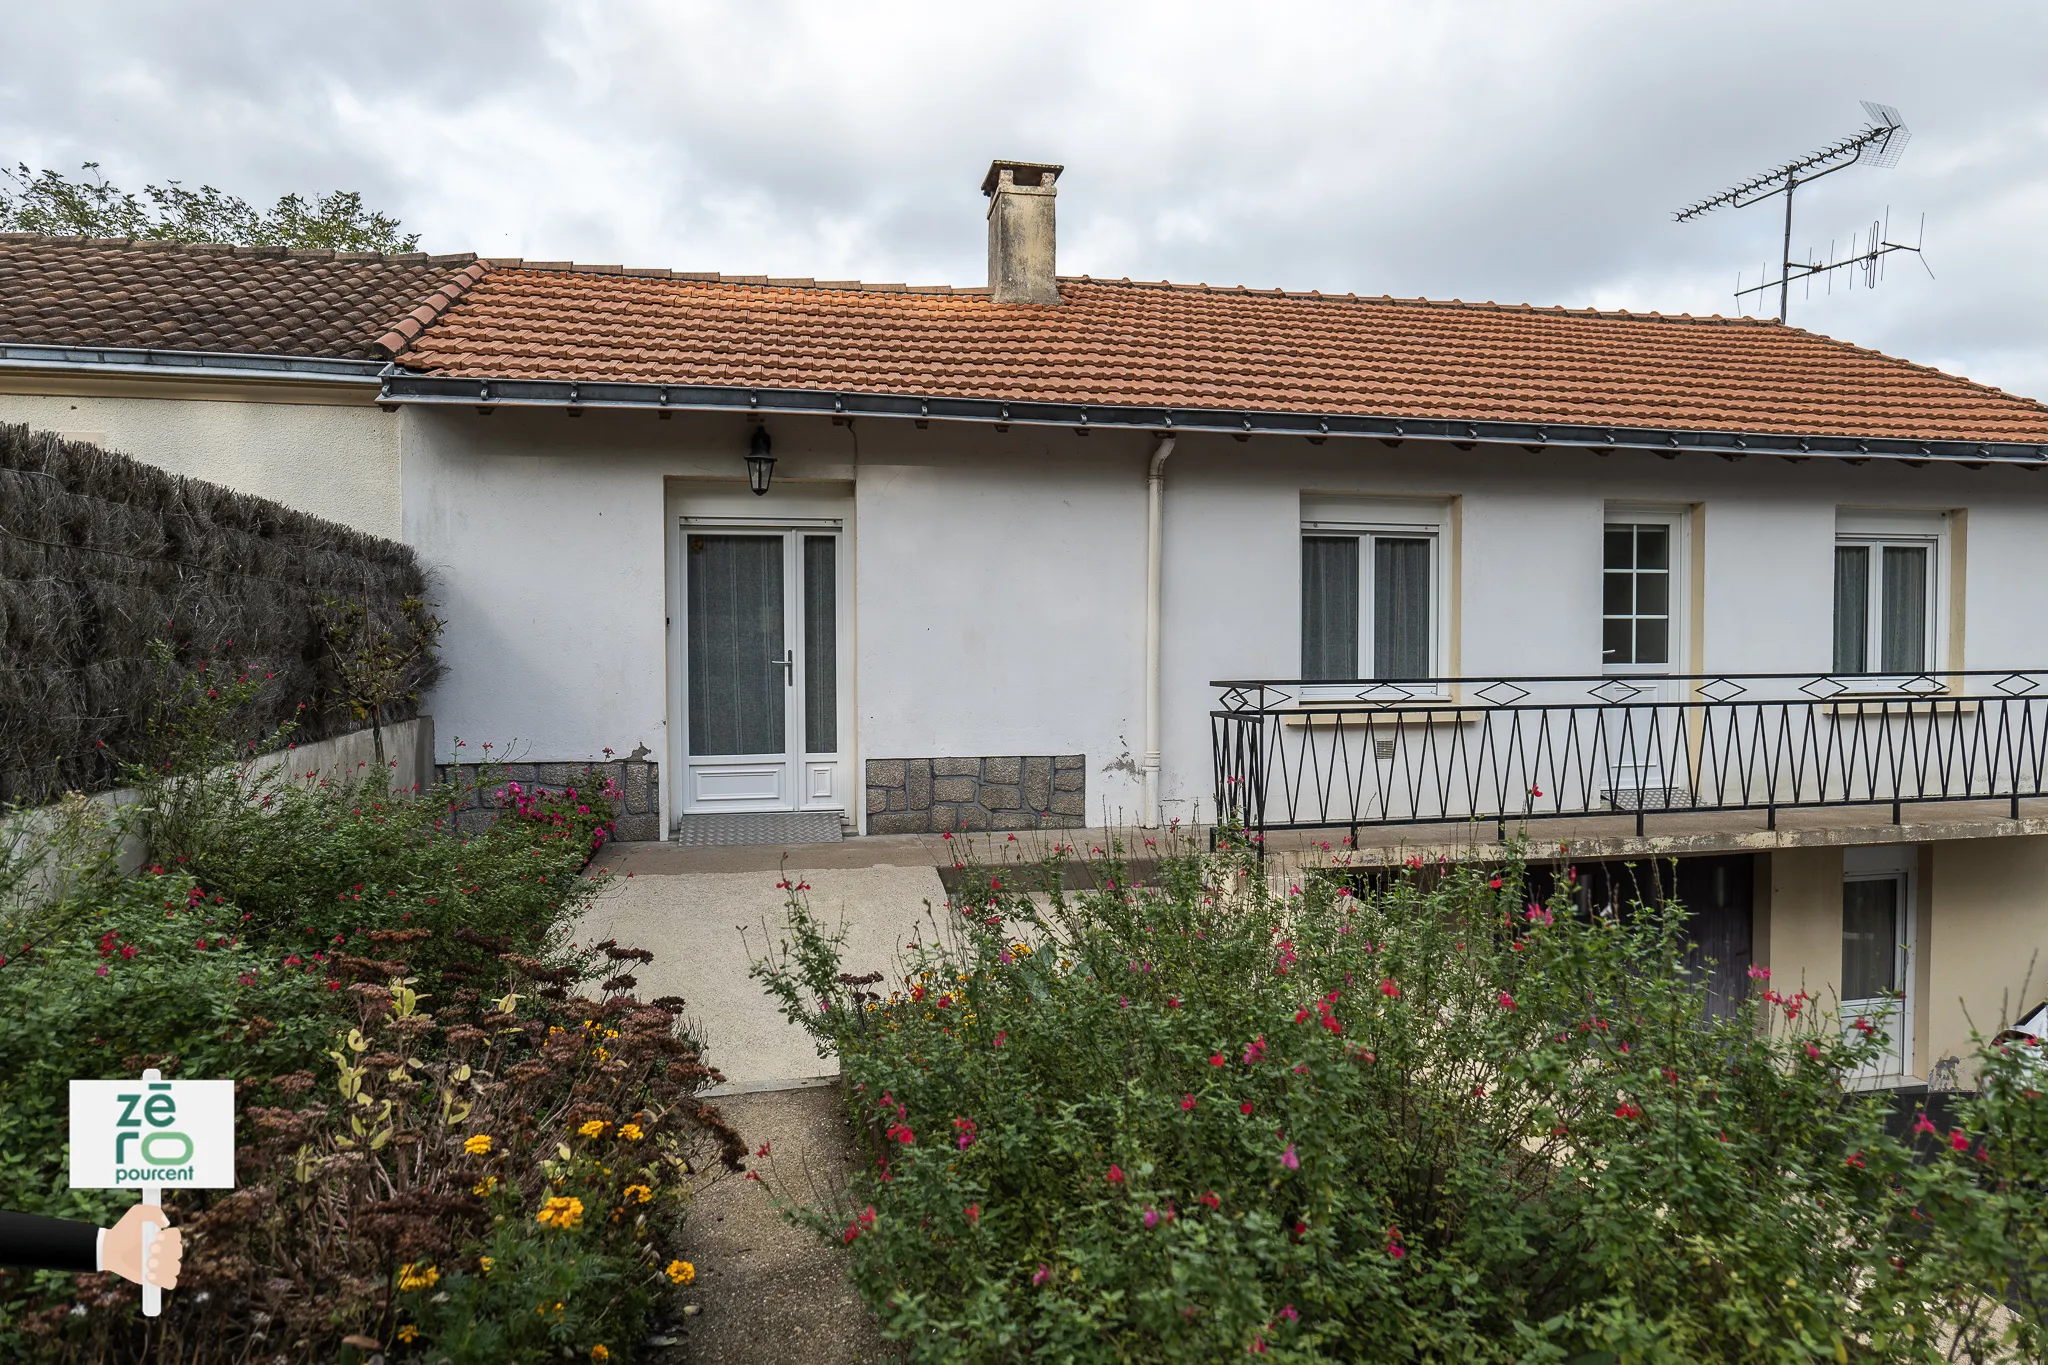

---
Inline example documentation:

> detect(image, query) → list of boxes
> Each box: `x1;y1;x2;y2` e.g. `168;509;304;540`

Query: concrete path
579;837;960;1087
665;1087;894;1364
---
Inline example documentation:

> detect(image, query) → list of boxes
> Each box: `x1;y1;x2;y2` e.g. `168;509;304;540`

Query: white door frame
669;513;852;820
1842;844;1917;1084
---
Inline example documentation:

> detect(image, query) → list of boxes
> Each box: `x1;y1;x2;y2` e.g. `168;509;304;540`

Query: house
7;160;2048;1088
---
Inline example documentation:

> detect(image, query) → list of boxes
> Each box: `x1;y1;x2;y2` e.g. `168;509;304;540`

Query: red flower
1379;978;1400;999
1912;1113;1937;1136
1949;1129;1971;1152
1181;1093;1196;1111
1497;992;1516;1011
965;1202;980;1225
1106;1164;1125;1184
1614;1102;1642;1119
1240;1101;1254;1115
1199;1191;1220;1210
1209;1052;1226;1067
1845;1151;1866;1169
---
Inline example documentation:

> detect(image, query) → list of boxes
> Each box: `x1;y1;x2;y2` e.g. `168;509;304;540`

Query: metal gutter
376;372;2048;466
0;343;387;385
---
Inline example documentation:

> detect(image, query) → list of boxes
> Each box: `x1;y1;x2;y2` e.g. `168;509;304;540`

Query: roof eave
375;372;2048;466
0;343;389;384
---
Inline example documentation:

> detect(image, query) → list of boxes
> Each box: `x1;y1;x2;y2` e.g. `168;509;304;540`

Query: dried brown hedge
0;423;440;803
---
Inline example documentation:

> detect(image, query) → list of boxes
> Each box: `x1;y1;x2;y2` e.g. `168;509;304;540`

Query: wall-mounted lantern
745;427;776;496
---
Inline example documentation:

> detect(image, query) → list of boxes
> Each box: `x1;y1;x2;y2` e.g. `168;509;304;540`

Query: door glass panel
1880;545;1928;674
1372;537;1431;679
1301;537;1359;680
687;535;785;757
803;535;837;754
1842;877;1900;1000
1834;545;1870;674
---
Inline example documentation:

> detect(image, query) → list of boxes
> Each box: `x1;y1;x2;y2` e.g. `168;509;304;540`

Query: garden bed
761;834;2048;1363
0;705;736;1362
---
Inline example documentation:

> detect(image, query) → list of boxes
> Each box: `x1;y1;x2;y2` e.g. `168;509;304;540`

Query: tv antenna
1675;101;1927;322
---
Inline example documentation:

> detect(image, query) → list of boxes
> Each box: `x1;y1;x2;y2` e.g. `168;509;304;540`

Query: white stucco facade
0;380;402;539
394;405;2048;839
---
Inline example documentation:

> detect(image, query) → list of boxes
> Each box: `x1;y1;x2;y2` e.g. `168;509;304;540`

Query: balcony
1210;670;2048;854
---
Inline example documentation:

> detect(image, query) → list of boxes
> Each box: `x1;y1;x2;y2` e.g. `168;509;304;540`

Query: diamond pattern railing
1210;670;2048;840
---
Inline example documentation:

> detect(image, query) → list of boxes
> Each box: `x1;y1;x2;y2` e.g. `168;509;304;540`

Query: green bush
0;699;728;1362
760;836;2043;1363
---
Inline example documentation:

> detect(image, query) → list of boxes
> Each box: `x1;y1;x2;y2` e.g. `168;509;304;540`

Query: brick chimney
981;160;1063;305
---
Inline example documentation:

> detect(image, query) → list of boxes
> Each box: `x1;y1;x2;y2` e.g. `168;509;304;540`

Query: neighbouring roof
0;235;483;362
386;266;2048;447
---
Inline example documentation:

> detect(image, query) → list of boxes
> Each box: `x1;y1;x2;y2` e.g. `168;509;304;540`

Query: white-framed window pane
1880;545;1928;674
1842;877;1900;1000
1372;537;1432;679
1602;523;1671;667
1833;545;1870;674
1301;536;1359;680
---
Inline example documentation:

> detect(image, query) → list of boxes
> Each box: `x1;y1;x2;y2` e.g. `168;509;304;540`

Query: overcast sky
7;2;2045;399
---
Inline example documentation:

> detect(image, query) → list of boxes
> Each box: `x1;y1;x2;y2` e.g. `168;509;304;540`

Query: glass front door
681;528;842;814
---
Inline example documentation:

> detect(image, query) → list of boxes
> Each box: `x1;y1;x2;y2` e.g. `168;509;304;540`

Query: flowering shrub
761;836;2045;1363
0;712;727;1361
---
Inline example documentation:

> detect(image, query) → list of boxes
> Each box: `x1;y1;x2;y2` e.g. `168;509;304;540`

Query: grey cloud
4;0;2045;396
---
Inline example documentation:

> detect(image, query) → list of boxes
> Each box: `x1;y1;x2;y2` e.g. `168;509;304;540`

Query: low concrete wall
5;717;435;891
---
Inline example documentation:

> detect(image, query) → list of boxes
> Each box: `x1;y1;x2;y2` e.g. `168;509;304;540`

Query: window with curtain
1602;523;1672;669
1832;538;1932;675
1301;532;1434;681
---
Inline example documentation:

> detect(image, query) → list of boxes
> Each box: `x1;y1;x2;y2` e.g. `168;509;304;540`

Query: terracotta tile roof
391;267;2048;444
0;235;485;362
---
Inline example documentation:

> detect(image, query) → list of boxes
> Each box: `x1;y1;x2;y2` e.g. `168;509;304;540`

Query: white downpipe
1142;436;1176;827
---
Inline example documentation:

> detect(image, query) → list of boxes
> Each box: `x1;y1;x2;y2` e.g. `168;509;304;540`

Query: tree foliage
0;160;418;253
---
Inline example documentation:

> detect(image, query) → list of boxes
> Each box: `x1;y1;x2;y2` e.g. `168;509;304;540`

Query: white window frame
1602;504;1689;677
1842;844;1918;1086
1299;496;1450;699
1833;510;1945;684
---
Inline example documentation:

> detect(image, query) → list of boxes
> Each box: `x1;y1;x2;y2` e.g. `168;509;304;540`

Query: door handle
775;649;793;684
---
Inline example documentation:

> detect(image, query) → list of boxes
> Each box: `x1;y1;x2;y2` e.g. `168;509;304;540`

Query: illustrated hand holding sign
70;1069;234;1316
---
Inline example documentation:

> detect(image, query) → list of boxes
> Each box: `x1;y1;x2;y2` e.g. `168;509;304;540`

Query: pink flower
1497;991;1516;1011
1280;1144;1299;1171
1525;903;1553;926
1142;1206;1160;1228
94;964;108;977
1746;964;1772;980
1278;1304;1299;1324
1242;1035;1267;1065
1805;1043;1821;1060
1913;1113;1937;1136
1032;1264;1051;1286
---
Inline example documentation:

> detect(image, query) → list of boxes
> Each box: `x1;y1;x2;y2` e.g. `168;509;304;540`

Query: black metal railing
1211;671;2048;840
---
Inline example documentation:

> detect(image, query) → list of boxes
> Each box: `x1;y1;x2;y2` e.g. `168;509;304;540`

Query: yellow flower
396;1325;419;1343
397;1262;439;1291
604;1028;619;1039
474;1175;499;1196
536;1195;585;1230
464;1133;494;1156
591;1347;610;1363
665;1259;696;1285
595;1047;611;1061
623;1184;653;1204
617;1123;644;1141
479;1256;495;1273
578;1119;609;1138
